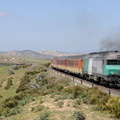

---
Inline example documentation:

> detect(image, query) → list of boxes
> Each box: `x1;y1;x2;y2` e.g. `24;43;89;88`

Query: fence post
81;79;82;84
108;89;111;95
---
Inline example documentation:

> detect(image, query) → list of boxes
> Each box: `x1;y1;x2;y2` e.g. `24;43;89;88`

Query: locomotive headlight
111;72;115;75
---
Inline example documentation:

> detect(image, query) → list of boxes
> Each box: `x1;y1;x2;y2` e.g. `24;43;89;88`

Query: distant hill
0;50;82;58
0;50;51;58
38;50;82;57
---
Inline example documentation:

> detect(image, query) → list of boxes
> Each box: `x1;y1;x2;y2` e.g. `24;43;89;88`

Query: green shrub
25;70;40;76
40;78;48;85
92;106;101;111
16;75;30;93
0;107;4;116
14;93;25;100
74;98;81;106
3;97;18;108
12;65;19;70
1;107;11;117
62;85;84;99
55;84;64;91
42;63;51;67
106;97;120;118
72;111;86;120
80;96;89;104
18;96;35;106
34;105;45;112
54;95;67;101
19;64;32;69
87;87;110;110
9;106;21;115
7;69;14;75
73;98;82;108
56;101;64;108
0;95;3;98
4;77;13;90
40;67;47;72
37;111;50;120
0;105;20;117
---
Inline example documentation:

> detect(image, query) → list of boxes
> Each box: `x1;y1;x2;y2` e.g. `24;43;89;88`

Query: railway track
50;67;120;97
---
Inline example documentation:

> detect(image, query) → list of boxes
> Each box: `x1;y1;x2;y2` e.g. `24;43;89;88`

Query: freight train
51;51;120;87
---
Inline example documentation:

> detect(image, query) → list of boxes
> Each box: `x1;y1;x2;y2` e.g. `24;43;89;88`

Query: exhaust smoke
100;34;120;51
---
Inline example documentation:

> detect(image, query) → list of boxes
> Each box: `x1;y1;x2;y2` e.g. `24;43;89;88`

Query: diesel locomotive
51;51;120;87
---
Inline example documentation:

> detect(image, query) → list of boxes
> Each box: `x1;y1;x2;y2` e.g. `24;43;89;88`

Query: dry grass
11;95;115;120
0;63;118;120
7;93;117;120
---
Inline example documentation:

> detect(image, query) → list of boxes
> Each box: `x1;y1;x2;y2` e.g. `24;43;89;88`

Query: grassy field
0;59;119;120
18;58;51;64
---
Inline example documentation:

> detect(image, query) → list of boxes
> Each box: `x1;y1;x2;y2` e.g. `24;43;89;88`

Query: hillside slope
38;50;82;57
0;50;82;58
0;50;52;58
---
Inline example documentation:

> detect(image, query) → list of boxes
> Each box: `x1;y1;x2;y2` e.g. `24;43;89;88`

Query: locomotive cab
104;60;120;76
103;53;120;87
83;51;120;87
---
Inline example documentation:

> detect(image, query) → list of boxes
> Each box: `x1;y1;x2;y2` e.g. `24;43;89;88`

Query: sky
0;0;120;53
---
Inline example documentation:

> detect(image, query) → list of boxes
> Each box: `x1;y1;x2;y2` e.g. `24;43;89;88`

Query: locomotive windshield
107;60;120;65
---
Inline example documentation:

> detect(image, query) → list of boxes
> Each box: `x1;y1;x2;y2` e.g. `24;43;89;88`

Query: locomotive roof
54;54;85;60
53;51;120;60
85;50;120;60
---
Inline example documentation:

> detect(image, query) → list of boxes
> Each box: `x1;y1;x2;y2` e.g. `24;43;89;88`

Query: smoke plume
100;34;120;51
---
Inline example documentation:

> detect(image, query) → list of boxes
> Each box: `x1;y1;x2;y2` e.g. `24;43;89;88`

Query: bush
72;111;86;120
17;64;32;69
18;96;35;106
73;98;81;108
42;63;51;67
25;70;40;76
106;97;120;118
80;96;89;104
1;107;11;117
0;106;21;117
2;97;18;108
40;78;48;86
4;77;13;90
12;65;19;70
55;84;64;91
16;75;30;93
14;93;25;100
37;111;50;120
87;87;110;110
34;105;45;112
62;85;84;99
0;107;4;116
7;69;14;75
9;106;21;116
56;101;64;108
0;95;3;98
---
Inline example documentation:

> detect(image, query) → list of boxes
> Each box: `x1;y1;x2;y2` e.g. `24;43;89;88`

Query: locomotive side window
107;60;120;65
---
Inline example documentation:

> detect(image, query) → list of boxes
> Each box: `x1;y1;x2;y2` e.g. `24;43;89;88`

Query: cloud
0;12;11;17
0;12;24;20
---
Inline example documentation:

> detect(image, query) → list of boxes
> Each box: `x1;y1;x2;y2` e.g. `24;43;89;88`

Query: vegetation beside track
0;59;119;120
